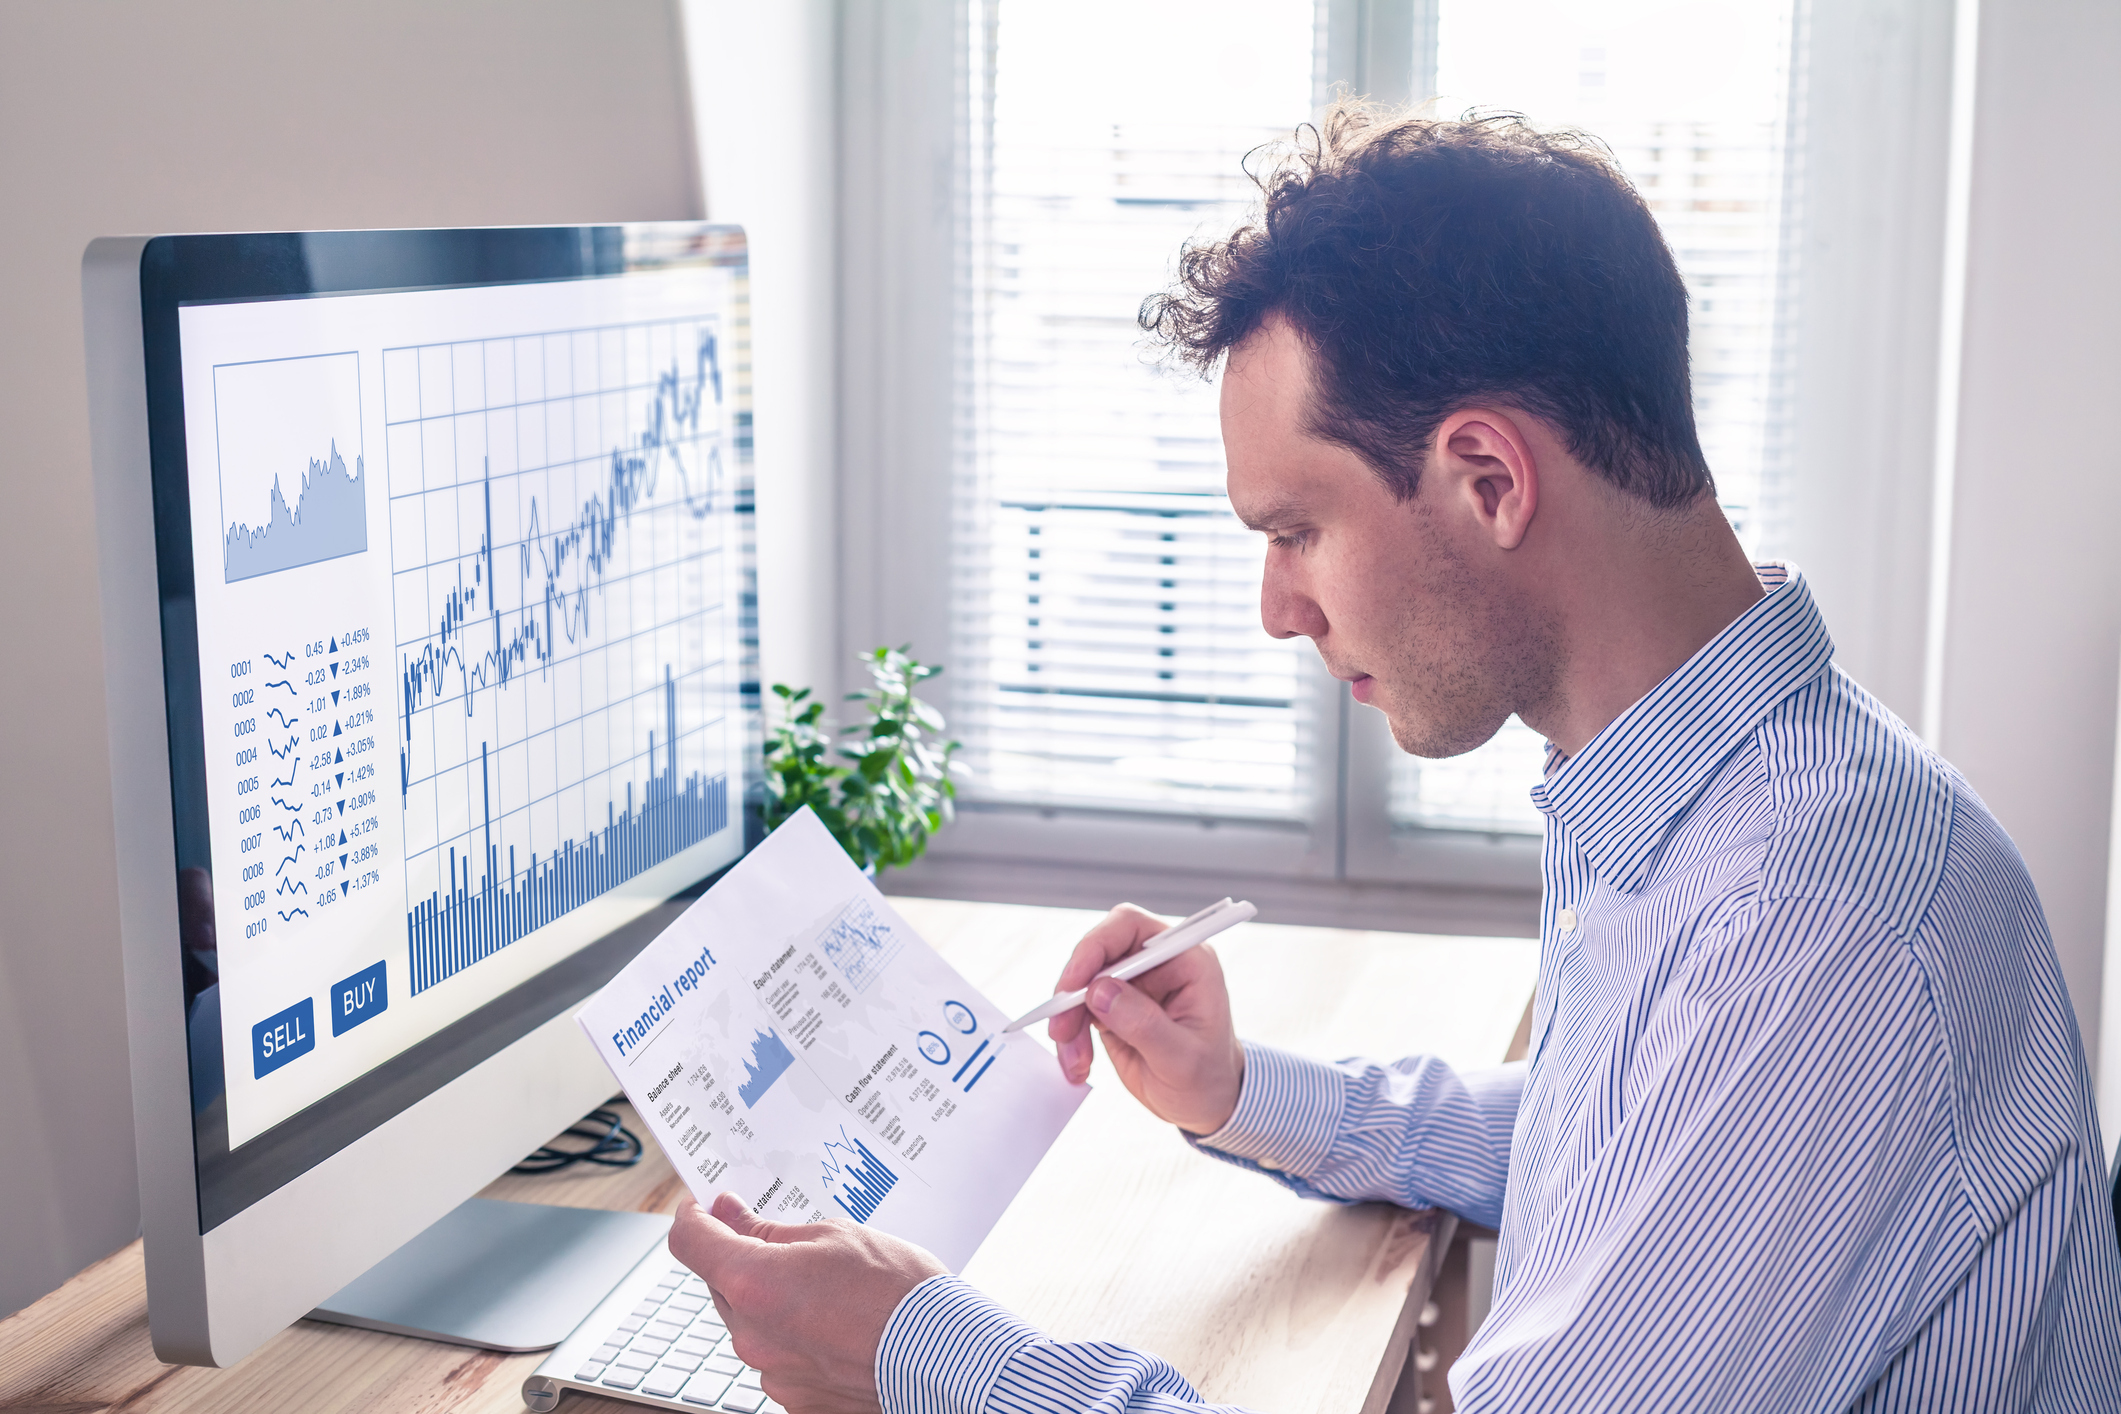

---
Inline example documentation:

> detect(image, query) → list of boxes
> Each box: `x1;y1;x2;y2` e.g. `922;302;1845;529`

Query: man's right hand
1048;904;1245;1135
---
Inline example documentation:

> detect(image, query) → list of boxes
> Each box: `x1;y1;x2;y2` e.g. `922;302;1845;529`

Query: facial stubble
1371;505;1561;761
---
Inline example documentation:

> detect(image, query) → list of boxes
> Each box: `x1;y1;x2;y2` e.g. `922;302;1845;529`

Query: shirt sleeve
877;1275;1255;1414
1191;1041;1525;1230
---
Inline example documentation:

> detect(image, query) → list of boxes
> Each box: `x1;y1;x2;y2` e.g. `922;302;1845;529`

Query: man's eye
1268;532;1307;551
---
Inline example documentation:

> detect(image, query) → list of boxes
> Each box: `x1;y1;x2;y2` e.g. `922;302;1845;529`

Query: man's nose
1260;572;1327;641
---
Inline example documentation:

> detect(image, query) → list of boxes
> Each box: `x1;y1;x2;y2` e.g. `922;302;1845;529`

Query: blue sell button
330;960;388;1036
252;997;315;1078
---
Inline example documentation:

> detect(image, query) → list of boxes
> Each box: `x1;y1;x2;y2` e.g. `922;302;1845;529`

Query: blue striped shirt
878;564;2121;1412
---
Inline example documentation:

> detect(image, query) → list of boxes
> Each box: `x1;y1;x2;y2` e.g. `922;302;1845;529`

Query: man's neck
1521;495;1767;759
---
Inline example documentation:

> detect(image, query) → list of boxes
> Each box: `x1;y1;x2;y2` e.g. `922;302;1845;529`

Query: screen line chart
396;327;726;747
387;318;738;995
214;351;370;583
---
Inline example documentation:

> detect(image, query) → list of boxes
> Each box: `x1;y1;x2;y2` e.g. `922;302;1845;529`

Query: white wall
1778;0;1955;726
1929;0;2121;1094
0;0;702;1317
835;0;961;704
681;0;844;705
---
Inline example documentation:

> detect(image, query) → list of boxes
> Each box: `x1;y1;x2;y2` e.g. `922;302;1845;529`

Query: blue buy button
331;960;388;1036
253;997;314;1078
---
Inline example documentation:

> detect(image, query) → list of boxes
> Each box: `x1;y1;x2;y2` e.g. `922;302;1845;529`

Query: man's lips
1324;658;1375;703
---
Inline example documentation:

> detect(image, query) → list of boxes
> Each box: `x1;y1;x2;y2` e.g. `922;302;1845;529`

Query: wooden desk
0;900;1535;1414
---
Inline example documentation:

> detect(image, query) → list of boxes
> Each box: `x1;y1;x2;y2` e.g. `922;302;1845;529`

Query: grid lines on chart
384;315;734;991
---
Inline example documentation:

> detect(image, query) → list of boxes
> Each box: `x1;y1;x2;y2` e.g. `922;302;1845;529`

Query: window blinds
952;1;1317;820
952;0;1798;840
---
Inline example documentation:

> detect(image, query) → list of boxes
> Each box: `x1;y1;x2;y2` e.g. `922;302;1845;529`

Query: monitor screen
138;226;759;1229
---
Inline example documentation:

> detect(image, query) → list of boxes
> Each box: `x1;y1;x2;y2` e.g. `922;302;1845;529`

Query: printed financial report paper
577;809;1088;1268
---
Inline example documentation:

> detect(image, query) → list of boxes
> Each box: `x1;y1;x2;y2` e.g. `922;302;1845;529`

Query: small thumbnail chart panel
216;352;370;583
388;317;735;995
819;897;906;994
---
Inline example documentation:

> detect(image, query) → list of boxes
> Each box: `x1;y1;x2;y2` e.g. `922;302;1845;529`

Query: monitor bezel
135;225;761;1233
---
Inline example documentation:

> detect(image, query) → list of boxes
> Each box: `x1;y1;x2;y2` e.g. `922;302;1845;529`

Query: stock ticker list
227;632;381;943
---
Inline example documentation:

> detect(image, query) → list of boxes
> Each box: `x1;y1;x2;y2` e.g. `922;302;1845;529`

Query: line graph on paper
386;317;739;995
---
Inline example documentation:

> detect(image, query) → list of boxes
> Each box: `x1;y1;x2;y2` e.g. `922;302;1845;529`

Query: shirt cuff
877;1274;1043;1414
1190;1040;1344;1177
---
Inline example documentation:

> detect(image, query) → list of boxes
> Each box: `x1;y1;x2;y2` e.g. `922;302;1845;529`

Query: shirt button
1557;907;1577;934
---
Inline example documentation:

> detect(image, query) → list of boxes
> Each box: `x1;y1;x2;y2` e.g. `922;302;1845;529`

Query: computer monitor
84;223;761;1367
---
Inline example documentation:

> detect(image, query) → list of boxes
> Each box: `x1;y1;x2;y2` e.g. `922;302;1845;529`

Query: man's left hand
669;1191;949;1414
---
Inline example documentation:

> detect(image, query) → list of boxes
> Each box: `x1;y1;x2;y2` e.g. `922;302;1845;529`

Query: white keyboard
522;1247;782;1413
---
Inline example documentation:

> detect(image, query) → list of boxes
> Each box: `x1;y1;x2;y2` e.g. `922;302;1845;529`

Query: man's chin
1382;703;1510;760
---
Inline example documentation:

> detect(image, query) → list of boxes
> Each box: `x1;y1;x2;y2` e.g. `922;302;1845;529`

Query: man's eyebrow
1234;497;1313;532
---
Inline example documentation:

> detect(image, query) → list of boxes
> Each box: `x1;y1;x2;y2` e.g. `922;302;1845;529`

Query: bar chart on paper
388;317;740;995
820;1126;900;1223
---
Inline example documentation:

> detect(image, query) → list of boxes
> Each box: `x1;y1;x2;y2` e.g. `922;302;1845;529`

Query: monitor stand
308;1197;675;1352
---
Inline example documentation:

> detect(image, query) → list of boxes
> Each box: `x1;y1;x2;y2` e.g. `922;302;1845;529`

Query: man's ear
1432;409;1538;550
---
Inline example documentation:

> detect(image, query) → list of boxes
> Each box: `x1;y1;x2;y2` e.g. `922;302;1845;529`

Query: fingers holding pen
1049;903;1168;1082
1057;903;1169;990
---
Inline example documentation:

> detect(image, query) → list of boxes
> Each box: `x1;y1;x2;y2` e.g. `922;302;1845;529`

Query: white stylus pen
1001;898;1258;1033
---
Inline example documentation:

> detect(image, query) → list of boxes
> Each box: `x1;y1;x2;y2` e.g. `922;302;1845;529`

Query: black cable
513;1103;644;1174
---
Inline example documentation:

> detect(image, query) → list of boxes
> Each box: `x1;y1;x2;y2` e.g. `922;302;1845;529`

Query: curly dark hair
1140;105;1712;507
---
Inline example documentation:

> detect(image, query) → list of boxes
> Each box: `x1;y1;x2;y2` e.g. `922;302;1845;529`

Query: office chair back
2104;1144;2121;1255
2112;1143;2120;1251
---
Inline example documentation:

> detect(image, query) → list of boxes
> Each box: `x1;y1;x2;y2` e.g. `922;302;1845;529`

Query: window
854;0;1807;906
952;0;1319;823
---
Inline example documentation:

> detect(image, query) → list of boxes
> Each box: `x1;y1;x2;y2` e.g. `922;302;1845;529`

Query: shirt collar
1529;563;1833;895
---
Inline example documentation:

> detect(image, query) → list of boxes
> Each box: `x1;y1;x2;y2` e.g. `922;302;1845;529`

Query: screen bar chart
404;669;728;993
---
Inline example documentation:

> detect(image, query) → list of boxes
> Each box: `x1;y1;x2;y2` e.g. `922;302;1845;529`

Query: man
673;110;2121;1411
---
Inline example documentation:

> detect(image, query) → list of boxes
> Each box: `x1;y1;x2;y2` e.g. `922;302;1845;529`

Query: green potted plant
762;646;959;874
